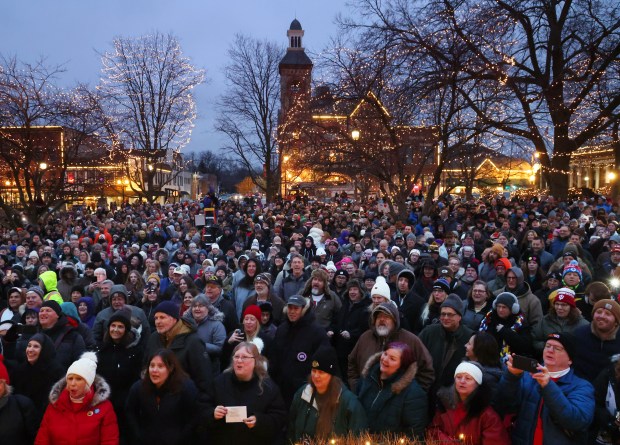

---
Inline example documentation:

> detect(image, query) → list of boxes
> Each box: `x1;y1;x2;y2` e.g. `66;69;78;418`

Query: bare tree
215;34;282;202
346;0;620;198
98;32;205;203
0;56;103;227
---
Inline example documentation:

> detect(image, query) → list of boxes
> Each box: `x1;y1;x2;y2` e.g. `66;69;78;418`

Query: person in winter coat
268;295;329;405
143;301;212;394
126;349;204;445
233;259;262;321
331;279;372;377
57;263;79;302
495;266;543;328
461;281;494;331
0;354;37;445
347;302;435;392
419;295;474;394
60;302;96;350
207;342;287;445
289;346;366;441
35;352;119;445
92;285;150;350
185;294;226;375
357;342;428;439
496;333;594;445
96;311;143;445
241;272;286;326
16;300;85;371
482;291;532;358
531;288;589;358
427;361;510;445
10;333;64;424
300;268;342;330
76;296;96;328
464;332;503;396
38;270;63;305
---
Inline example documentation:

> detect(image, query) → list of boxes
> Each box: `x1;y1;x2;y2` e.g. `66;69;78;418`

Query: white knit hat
371;276;391;301
66;352;98;387
326;261;337;272
454;361;483;385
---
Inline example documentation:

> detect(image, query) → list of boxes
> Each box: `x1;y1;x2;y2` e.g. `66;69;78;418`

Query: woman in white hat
35;351;118;445
427;361;509;444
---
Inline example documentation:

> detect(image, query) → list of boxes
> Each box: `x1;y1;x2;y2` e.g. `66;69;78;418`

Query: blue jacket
496;368;594;445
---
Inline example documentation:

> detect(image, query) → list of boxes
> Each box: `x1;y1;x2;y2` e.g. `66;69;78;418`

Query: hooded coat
495;267;543;328
77;297;96;328
186;304;226;375
357;352;428;438
35;375;119;445
347;303;435;392
39;270;63;305
143;317;212;394
57;264;78;301
11;333;64;423
28;315;86;371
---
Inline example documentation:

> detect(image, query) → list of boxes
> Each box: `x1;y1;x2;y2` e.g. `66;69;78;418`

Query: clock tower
279;19;313;122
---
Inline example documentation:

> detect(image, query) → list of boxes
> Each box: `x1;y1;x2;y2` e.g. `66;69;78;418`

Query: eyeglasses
544;344;565;353
232;355;255;362
440;312;458;318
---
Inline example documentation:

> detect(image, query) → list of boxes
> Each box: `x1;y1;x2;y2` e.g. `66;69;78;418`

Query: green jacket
288;383;367;441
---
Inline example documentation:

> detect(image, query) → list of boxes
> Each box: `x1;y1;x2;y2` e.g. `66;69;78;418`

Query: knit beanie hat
41;300;62;317
154;301;180;320
551;287;576;308
490;243;504;258
546;333;576;360
563;260;582;281
27;286;45;300
493;292;520;314
147;273;161;285
0;354;9;383
593;299;620;325
311;346;340;377
494;258;512;271
432;278;451;293
370;276;391;300
454;361;482;385
66;351;98;387
108;310;132;331
242;305;262;321
441;294;464;316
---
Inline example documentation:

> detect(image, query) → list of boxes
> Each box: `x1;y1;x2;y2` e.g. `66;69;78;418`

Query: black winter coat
269;307;329;404
205;372;287;445
143;318;212;393
10;334;64;425
0;393;37;445
331;296;371;377
125;379;204;445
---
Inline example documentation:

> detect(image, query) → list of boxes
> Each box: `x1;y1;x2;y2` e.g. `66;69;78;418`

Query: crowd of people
0;193;619;444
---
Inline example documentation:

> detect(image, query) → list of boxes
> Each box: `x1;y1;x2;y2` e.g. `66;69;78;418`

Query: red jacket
35;375;118;445
427;402;510;445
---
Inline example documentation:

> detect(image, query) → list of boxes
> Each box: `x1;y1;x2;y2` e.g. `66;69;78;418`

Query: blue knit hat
562;260;582;281
154;301;179;320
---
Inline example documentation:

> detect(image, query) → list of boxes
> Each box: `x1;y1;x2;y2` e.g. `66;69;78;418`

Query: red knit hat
242;305;262;321
0;354;9;384
551;287;576;308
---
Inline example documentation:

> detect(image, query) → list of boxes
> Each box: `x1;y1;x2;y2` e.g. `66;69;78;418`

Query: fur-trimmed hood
49;374;111;407
361;351;418;394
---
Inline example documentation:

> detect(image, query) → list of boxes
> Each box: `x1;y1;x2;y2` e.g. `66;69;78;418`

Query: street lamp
39;162;47;170
351;130;360;141
607;172;617;183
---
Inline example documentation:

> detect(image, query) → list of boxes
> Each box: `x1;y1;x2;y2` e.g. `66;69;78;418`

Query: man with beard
550;225;572;258
347;302;434;391
300;268;341;330
572;299;620;382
